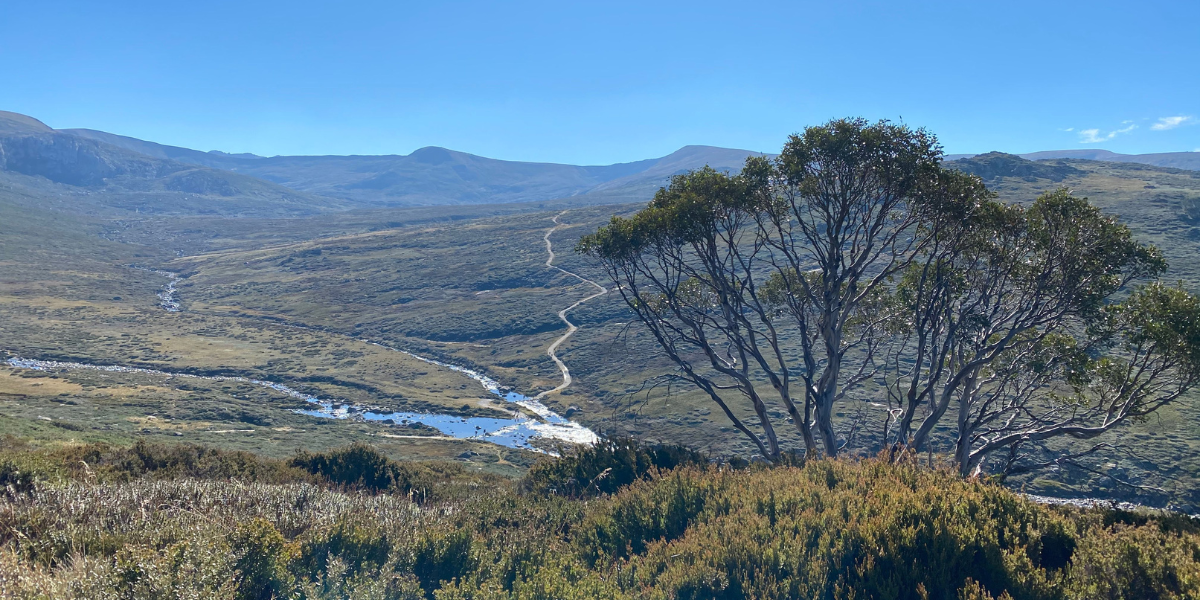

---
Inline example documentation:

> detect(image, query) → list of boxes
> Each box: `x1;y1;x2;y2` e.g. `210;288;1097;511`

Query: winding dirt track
534;211;607;400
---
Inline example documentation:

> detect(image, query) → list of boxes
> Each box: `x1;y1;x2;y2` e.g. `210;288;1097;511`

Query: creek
5;355;598;452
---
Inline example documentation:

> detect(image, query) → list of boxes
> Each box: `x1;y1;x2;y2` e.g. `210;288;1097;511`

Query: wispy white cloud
1079;122;1137;144
1151;115;1196;131
1060;127;1074;132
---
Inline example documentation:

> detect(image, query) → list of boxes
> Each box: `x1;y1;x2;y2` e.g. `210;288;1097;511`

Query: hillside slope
63;127;262;169
0;112;347;217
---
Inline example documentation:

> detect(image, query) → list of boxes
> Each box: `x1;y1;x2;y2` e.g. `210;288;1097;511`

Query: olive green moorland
3;114;1200;598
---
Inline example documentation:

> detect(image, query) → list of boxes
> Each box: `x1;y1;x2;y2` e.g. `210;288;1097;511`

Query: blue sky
2;0;1197;164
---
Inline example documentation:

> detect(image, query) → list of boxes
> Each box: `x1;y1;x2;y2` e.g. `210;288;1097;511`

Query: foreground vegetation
2;439;1198;599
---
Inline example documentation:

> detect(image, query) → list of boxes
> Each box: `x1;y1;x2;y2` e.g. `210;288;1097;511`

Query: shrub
289;443;466;500
232;518;295;600
607;461;1069;599
0;459;40;499
1066;523;1200;599
111;541;237;599
31;439;313;484
958;578;1015;600
521;437;710;497
5;439;491;502
298;555;425;600
290;443;401;493
412;528;473;598
294;515;392;578
575;469;714;564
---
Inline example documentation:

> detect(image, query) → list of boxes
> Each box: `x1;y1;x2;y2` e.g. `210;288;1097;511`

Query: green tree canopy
579;117;1200;477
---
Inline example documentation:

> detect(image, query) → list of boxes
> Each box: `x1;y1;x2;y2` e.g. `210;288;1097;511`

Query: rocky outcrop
949;151;1085;182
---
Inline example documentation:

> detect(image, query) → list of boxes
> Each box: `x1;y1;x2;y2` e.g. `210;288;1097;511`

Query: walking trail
535;211;607;400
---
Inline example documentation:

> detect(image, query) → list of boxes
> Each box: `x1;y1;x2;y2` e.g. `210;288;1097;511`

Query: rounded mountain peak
407;146;457;165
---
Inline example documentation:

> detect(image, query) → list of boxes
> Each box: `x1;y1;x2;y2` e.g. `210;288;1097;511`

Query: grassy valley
3;114;1200;598
7;151;1200;501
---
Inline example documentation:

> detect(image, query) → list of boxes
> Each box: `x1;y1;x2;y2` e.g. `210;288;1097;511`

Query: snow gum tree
578;117;1200;476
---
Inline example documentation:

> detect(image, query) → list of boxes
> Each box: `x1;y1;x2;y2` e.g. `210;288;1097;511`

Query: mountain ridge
66;125;764;206
3;110;1198;214
947;149;1200;171
4;110;769;209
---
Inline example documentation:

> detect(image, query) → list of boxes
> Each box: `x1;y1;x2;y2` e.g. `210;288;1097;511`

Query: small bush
30;439;313;484
298;556;425;600
412;528;473;597
232;518;295;600
1066;523;1200;599
294;515;392;578
521;437;710;497
290;443;401;493
576;469;713;564
0;459;41;499
289;443;468;501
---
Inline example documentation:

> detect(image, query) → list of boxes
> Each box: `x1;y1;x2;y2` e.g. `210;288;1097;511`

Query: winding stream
5;355;597;451
8;220;607;452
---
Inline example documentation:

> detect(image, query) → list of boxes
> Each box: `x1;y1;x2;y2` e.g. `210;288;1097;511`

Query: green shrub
521;437;710;497
298;555;424;600
111;541;237;600
1066;523;1200;599
2;438;495;502
21;439;312;484
0;459;40;499
958;578;1015;600
294;515;392;579
231;518;295;600
576;469;713;564
412;528;473;598
289;443;466;500
606;461;1068;599
435;552;628;600
100;439;304;483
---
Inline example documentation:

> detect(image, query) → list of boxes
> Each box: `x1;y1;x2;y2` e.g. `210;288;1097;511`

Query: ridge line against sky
2;0;1198;164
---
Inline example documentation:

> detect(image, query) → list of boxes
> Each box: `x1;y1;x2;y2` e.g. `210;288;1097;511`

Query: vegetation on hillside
2;440;1198;599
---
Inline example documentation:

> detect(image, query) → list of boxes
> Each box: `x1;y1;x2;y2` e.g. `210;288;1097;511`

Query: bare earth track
534;211;607;400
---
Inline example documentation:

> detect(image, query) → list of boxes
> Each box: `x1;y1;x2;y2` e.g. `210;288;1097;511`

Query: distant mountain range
60;119;762;208
945;149;1200;170
1;109;1197;217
